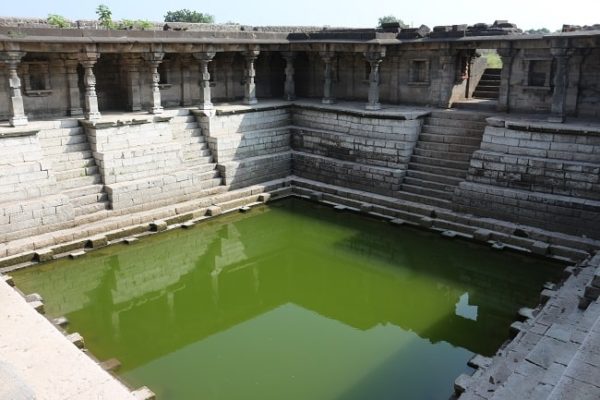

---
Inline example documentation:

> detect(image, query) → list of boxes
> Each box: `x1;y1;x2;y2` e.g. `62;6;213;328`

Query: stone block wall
291;106;423;196
83;113;222;211
454;117;600;238
0;130;74;242
197;106;292;189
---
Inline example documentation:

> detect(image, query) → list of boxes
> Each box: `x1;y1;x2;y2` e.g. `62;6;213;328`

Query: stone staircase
169;110;223;188
473;68;501;99
38;121;110;222
398;110;489;209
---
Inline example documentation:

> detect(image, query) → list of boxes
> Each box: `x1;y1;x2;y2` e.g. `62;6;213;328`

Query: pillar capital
363;48;386;64
243;49;260;60
0;51;26;67
319;51;335;62
193;51;216;62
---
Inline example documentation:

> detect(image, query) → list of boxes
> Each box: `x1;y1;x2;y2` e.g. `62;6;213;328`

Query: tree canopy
377;15;408;28
525;28;551;35
164;9;215;23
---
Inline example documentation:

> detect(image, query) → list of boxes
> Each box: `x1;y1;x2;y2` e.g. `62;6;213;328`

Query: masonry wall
83;112;222;211
0;129;74;243
198;106;292;189
291;107;423;196
454;118;600;238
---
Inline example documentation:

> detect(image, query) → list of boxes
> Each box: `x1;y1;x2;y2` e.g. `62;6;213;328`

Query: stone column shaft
2;52;28;126
320;52;335;104
63;59;83;116
496;48;515;113
123;56;142;112
282;52;296;101
550;48;571;122
243;50;260;105
364;50;385;110
180;56;193;107
194;52;216;110
80;55;101;121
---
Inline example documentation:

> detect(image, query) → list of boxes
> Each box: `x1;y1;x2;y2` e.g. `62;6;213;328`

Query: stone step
400;183;454;201
73;202;110;218
425;116;488;130
187;163;218;173
178;135;206;145
38;127;85;139
70;192;109;208
416;141;479;154
43;142;91;156
57;175;102;190
48;150;94;163
419;133;483;147
428;110;491;123
395;189;452;209
63;184;105;198
407;162;469;178
194;169;221;181
476;85;500;92
52;158;96;172
403;176;457;192
169;115;196;123
413;148;473;162
479;77;501;84
410;154;471;170
183;142;209;152
473;90;499;99
55;166;99;181
405;169;464;186
169;122;200;130
183;153;214;164
422;124;485;137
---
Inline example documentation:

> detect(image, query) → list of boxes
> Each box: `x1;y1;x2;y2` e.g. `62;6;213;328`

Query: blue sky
3;0;599;31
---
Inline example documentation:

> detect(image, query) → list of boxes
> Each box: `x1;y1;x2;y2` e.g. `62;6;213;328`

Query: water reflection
12;199;563;400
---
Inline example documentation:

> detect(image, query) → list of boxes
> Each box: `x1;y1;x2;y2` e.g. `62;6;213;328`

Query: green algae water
12;199;563;400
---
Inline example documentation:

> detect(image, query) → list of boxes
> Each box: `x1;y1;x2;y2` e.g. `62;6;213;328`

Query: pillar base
151;106;164;115
85;111;101;121
322;98;335;105
285;95;296;101
199;102;214;111
69;108;84;117
365;103;381;111
547;115;565;123
9;116;28;127
243;98;258;105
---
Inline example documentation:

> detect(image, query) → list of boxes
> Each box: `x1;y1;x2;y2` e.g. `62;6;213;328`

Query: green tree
96;4;115;29
377;15;408;29
525;28;550;35
47;14;71;28
164;9;215;23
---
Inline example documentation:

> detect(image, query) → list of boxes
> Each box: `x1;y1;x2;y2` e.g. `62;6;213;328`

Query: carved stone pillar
496;47;515;113
364;50;386;110
62;57;83;116
80;53;101;121
1;52;28;126
220;53;235;99
550;47;572;122
143;52;165;114
243;50;260;105
122;55;142;111
320;51;335;104
194;52;216;110
282;51;296;101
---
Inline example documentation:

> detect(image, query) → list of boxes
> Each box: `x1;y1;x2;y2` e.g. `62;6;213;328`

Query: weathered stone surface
132;386;156;400
66;332;84;349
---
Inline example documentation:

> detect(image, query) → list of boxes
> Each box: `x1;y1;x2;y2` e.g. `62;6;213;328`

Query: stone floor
0;278;137;400
458;254;600;400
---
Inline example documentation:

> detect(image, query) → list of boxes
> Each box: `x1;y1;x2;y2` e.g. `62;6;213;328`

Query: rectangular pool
12;198;563;399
